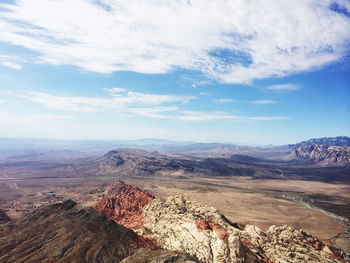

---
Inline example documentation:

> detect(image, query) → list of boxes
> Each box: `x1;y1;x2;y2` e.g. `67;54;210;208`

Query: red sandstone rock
241;238;254;248
308;239;347;263
93;180;155;229
241;239;274;263
0;209;10;224
194;219;228;240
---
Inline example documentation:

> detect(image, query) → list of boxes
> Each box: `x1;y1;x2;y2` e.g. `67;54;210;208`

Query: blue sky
0;0;349;145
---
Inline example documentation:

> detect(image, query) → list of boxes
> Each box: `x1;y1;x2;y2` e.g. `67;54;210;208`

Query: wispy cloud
0;1;349;83
0;111;74;122
176;111;237;121
265;84;300;91
246;116;286;121
128;106;178;119
103;87;127;93
17;90;285;122
214;99;233;104
192;81;210;88
251;100;276;104
0;100;5;104
176;111;286;122
0;55;22;70
200;92;211;96
20;90;195;112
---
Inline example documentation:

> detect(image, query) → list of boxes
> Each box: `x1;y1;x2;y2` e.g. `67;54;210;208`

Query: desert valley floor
1;137;350;262
1;163;349;254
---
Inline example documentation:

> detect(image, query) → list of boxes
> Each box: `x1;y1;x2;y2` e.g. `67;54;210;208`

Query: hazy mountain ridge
1;136;349;167
289;136;350;148
291;145;350;166
97;149;266;178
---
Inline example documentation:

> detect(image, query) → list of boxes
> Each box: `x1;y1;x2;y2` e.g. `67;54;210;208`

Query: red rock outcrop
0;209;10;224
308;239;347;263
93;180;155;229
94;181;347;263
194;219;228;240
241;239;274;263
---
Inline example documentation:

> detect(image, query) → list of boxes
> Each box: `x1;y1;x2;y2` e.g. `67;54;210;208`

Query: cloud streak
21;90;195;112
17;90;285;122
214;99;233;104
0;0;349;83
0;54;22;70
251;100;276;104
266;84;300;91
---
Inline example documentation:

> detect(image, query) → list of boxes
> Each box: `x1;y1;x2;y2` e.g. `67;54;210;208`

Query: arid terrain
0;137;349;258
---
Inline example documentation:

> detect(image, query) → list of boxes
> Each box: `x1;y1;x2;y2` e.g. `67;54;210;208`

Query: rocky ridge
93;180;155;229
0;209;10;224
291;136;350;148
94;180;348;263
97;149;256;178
0;200;150;263
292;145;350;166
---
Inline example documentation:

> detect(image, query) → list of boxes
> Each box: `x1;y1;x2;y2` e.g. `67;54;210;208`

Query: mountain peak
94;180;155;230
292;136;350;147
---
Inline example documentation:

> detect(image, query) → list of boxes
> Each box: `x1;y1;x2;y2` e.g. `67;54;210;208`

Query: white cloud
0;100;5;104
0;111;73;122
20;90;195;112
200;92;211;96
0;54;22;70
192;81;210;88
128;106;179;119
265;84;300;91
251;100;276;104
17;90;285;122
0;1;349;83
177;111;237;121
214;98;233;103
103;87;127;93
176;110;285;122
246;116;286;121
1;61;22;70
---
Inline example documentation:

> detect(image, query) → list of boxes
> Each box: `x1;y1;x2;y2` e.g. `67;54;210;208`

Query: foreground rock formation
0;180;347;262
94;180;348;263
0;200;150;263
93;180;155;229
0;209;10;224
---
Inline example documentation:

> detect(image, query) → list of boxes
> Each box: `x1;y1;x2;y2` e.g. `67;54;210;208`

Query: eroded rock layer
120;248;198;263
0;200;148;263
93;180;155;229
0;209;10;224
94;181;347;263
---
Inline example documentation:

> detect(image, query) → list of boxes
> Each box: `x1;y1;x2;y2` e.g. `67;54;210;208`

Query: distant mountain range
289;136;350;148
290;145;350;166
0;136;349;167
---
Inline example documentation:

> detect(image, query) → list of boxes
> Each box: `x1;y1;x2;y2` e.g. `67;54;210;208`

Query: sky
0;0;349;145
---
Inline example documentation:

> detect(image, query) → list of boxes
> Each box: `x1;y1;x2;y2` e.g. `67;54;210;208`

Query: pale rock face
141;196;245;263
242;224;346;263
292;145;350;166
139;196;346;263
93;182;347;263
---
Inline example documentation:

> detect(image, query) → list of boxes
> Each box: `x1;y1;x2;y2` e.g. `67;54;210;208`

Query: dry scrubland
0;144;349;254
0;174;349;253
